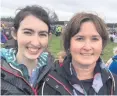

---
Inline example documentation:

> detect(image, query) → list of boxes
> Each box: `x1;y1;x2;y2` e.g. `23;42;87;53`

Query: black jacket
1;54;54;95
38;55;117;95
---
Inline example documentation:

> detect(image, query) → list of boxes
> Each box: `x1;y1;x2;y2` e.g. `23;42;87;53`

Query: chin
25;53;41;60
27;56;39;60
78;60;95;65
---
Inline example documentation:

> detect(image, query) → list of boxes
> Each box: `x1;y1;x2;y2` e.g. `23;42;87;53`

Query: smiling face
13;15;49;60
70;21;102;66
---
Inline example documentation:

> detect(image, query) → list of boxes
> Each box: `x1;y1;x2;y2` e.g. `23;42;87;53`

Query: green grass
49;35;117;63
48;35;63;56
101;41;117;62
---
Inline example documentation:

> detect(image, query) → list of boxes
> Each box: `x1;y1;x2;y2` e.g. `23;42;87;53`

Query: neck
16;51;37;71
72;61;96;80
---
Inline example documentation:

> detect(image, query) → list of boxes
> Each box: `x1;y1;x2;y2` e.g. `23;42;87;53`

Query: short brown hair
63;12;109;53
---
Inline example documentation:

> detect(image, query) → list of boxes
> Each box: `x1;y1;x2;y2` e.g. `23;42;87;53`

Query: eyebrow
22;28;48;34
92;35;101;38
75;35;101;37
39;31;48;34
22;28;34;32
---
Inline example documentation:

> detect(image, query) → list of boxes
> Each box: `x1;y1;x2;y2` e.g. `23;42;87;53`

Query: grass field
49;35;117;63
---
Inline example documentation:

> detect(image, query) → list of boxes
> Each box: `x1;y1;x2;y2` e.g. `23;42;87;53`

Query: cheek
96;48;102;55
71;47;80;53
94;42;102;53
40;38;48;47
17;38;28;47
70;39;82;53
16;32;29;47
70;43;81;53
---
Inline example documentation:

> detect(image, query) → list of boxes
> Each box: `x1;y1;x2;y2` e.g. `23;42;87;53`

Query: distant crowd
109;32;117;43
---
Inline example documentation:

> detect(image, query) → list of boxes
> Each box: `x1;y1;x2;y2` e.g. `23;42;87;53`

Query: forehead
19;15;48;31
76;21;100;36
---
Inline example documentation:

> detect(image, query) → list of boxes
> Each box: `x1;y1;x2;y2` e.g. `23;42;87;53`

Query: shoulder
40;51;55;63
0;48;8;57
113;73;117;80
109;55;117;67
106;58;113;66
0;48;9;66
113;55;117;59
38;67;61;95
0;48;17;70
1;56;8;67
38;68;72;95
0;48;15;58
47;52;55;63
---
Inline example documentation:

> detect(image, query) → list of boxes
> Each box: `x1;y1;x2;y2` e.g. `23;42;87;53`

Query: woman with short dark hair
38;12;117;95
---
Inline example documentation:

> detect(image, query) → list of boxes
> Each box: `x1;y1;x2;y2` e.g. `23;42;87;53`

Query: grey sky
1;0;117;23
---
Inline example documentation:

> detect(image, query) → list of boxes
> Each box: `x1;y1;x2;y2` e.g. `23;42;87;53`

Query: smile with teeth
27;47;40;54
80;53;93;56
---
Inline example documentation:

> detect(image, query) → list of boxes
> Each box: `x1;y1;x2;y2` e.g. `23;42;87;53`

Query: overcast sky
1;0;117;23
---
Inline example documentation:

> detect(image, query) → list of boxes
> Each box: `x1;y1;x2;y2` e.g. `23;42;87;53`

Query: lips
80;53;93;56
27;47;41;55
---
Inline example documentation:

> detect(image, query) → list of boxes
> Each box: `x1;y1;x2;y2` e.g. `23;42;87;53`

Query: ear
11;31;17;40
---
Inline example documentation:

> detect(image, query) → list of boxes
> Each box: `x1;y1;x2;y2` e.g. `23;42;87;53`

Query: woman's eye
92;38;99;41
24;31;32;35
39;34;47;37
76;37;84;41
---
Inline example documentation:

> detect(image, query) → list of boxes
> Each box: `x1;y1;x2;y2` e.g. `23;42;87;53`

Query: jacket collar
1;48;49;68
58;55;112;94
1;48;49;81
61;55;110;80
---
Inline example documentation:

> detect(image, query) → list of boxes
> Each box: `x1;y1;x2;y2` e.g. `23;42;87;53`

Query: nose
82;40;92;51
31;35;40;46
